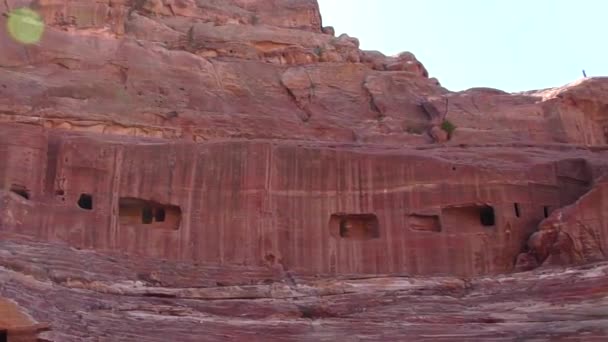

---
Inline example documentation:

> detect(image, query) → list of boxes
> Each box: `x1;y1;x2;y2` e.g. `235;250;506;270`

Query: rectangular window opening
409;214;442;232
543;206;550;218
329;213;380;240
479;205;495;226
119;197;181;230
441;204;497;233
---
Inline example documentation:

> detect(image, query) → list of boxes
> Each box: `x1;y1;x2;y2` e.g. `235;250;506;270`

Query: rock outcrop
1;0;608;340
517;175;608;269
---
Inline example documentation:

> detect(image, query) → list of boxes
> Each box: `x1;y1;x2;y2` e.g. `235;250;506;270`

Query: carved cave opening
479;206;495;226
142;205;154;224
119;198;181;230
0;330;5;342
155;208;166;222
441;204;496;231
543;206;550;218
77;194;93;210
329;213;380;240
514;203;521;218
409;214;442;232
9;184;29;200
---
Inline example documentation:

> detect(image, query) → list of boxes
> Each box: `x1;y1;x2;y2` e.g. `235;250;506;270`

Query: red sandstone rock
1;0;608;340
0;235;607;341
519;175;608;268
0;295;50;341
429;125;449;143
1;126;607;276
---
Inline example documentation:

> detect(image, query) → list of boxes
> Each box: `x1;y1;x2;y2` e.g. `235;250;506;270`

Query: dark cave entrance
479;205;495;227
77;193;93;210
155;208;166;222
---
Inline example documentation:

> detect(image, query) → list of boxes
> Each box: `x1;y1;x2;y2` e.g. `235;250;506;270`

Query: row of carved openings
333;203;552;239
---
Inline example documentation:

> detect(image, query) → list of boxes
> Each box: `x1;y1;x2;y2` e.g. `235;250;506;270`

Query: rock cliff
1;0;608;340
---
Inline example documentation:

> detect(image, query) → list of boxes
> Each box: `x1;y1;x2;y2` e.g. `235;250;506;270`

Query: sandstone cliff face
1;0;608;340
2;0;607;145
2;127;608;278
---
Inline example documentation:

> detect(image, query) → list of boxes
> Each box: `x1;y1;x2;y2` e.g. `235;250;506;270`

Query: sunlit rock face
1;1;608;340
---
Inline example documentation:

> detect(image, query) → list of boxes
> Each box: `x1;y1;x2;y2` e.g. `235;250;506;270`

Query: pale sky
317;0;607;92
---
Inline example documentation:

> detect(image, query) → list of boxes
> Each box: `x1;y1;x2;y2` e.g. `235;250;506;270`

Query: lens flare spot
7;8;44;44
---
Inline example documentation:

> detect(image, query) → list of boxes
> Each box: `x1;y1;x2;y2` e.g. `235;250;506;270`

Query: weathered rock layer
2;234;608;341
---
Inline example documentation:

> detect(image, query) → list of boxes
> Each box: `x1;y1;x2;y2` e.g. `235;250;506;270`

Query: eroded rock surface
0;234;607;341
2;0;608;145
1;0;608;340
517;175;608;269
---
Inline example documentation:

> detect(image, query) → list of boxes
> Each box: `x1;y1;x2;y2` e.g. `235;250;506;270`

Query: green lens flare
7;8;44;44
